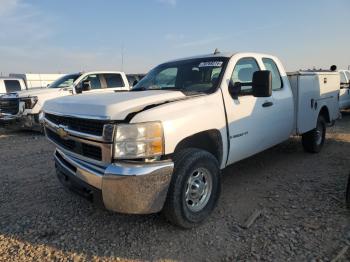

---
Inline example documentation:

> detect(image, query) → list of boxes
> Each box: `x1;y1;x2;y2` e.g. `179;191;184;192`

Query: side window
104;74;124;88
82;74;101;89
345;71;350;83
4;80;22;92
127;75;137;87
340;72;347;84
231;58;260;94
155;68;178;88
262;58;282;90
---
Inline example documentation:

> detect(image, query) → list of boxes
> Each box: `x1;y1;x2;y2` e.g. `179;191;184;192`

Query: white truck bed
288;71;340;134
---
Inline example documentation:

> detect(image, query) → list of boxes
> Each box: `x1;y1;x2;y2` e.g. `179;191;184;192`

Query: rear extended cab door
100;73;130;91
220;54;294;165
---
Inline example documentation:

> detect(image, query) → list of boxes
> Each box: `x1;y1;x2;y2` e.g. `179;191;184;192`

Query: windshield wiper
131;87;186;92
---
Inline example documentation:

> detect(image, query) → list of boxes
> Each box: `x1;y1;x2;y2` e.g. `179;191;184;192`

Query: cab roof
165;51;277;63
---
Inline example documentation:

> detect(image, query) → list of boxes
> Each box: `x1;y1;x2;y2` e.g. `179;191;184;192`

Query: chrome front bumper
54;148;174;214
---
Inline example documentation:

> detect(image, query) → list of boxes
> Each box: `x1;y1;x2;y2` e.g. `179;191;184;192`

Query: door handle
262;101;273;107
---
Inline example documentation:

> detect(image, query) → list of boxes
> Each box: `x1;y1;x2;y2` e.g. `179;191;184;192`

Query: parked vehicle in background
0;77;27;95
126;74;146;87
0;71;130;131
339;70;350;110
43;52;340;228
9;73;65;89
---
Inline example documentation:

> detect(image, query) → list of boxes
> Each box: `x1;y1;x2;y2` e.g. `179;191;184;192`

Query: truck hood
2;88;66;99
43;90;187;120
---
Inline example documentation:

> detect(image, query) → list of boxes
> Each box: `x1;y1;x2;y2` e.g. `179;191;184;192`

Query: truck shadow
0;134;349;261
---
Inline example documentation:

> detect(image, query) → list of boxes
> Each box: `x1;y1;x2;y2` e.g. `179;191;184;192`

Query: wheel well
174;130;223;164
319;106;330;123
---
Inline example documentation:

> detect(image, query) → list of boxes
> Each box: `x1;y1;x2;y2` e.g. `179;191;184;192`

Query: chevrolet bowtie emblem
57;126;69;139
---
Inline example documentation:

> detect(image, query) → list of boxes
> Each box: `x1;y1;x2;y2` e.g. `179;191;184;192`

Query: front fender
130;92;228;168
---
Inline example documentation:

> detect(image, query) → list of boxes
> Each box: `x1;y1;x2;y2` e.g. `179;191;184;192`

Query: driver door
79;74;103;93
225;57;275;165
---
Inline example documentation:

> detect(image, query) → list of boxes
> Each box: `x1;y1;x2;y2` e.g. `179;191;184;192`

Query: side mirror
82;80;91;91
228;81;242;99
252;70;272;97
75;83;83;94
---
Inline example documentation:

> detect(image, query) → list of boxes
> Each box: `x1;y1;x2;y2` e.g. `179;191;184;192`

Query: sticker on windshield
198;61;223;67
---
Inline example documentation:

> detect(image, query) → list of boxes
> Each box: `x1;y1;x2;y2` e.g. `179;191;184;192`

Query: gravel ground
0;111;349;261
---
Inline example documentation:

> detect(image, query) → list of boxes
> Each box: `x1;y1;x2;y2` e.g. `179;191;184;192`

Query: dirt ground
0;111;349;262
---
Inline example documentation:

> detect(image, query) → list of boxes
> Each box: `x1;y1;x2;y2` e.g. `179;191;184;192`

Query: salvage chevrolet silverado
43;52;340;228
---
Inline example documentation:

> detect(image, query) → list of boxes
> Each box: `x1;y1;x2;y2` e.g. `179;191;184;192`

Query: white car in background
0;71;130;131
0;77;27;95
339;70;350;110
9;73;66;90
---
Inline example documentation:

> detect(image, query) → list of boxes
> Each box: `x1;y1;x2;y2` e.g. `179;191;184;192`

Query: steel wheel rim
315;121;323;145
185;167;212;212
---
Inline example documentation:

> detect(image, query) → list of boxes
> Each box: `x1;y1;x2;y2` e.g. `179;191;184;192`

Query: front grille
46;128;102;161
45;113;106;136
0;98;19;115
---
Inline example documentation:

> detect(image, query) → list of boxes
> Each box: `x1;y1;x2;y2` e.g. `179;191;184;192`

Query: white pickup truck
0;77;27;95
9;73;66;90
43;52;339;228
0;71;130;131
339;70;350;110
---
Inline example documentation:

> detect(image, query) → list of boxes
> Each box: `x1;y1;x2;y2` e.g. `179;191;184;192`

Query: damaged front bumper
54;148;174;214
0;113;42;130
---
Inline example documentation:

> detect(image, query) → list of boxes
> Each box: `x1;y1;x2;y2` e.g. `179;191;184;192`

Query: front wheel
162;148;221;228
302;115;326;153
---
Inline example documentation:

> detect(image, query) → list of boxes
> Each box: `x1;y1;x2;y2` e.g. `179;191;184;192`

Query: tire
302;115;326;153
162;148;221;229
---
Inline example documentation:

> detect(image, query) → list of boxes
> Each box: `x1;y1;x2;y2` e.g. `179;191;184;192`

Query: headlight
114;122;164;159
21;96;38;109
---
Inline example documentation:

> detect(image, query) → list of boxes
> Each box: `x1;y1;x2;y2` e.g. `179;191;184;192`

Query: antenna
214;48;220;55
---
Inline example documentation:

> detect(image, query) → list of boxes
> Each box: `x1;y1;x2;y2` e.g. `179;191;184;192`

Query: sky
0;0;349;74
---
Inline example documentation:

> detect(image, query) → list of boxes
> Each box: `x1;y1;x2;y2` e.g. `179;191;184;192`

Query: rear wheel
302;115;326;153
162;148;221;228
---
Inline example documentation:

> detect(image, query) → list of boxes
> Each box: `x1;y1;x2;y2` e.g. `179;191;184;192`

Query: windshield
49;74;81;88
132;57;228;94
